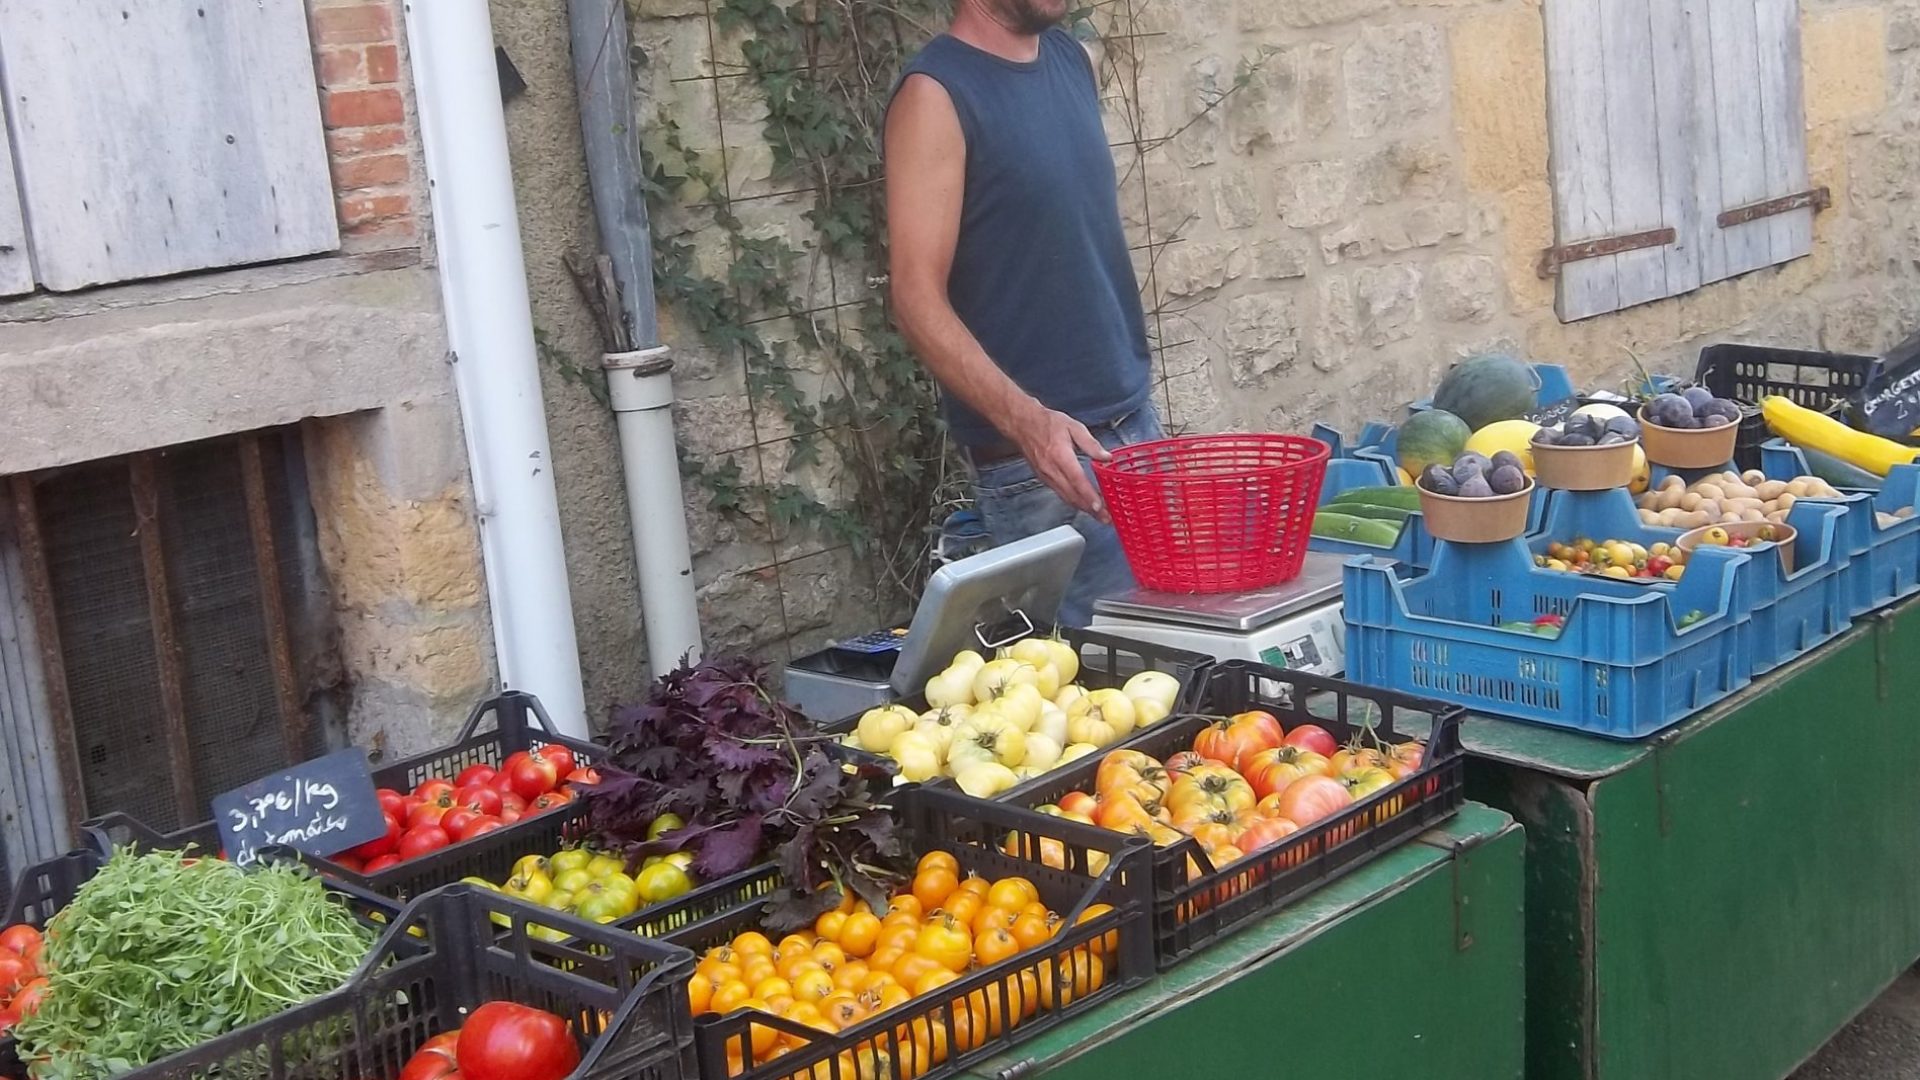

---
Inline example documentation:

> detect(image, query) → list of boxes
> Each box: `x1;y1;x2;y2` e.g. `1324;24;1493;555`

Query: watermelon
1395;410;1471;478
1432;355;1538;431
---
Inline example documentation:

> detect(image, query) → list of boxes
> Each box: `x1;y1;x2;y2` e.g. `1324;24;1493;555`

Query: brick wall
309;0;420;249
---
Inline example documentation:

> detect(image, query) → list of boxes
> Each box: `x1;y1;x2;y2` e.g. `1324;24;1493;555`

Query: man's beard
997;0;1065;33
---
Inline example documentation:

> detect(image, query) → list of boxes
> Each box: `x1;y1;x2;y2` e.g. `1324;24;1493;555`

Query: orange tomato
877;923;919;954
891;952;942;990
957;875;991;898
941;891;984;926
753;975;794;1001
777;934;816;959
742;1002;779;1056
733;931;774;956
710;980;751;1014
868;946;905;975
1075;903;1119;958
912;867;959;912
973;926;1020;966
884;895;924;922
792;967;835;1002
688;976;713;1015
1037;951;1104;1009
698;961;743;988
917;851;960;877
870;981;912;1012
971;904;1018;937
822;996;866;1028
912;915;973;973
839;912;882;958
814;910;848;942
776;953;824;981
1010;911;1055;950
703;945;739;967
740;957;777;986
811;942;848;972
833;960;870;992
763;993;795;1016
913;967;959;996
986;877;1039;911
967;967;1039;1035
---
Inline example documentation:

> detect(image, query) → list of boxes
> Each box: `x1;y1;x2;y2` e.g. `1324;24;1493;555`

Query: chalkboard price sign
211;748;386;867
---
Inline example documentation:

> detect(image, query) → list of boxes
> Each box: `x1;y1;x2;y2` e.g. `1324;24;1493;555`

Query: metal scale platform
781;526;1085;723
1089;550;1348;676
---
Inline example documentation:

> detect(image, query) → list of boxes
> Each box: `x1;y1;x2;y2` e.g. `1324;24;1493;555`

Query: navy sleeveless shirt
893;27;1152;448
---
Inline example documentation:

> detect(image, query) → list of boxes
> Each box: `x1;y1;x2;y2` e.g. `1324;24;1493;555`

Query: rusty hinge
1450;841;1477;952
1718;187;1831;228
1537;227;1678;278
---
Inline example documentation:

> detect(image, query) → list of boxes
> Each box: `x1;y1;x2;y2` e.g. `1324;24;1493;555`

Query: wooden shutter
0;0;339;292
1544;0;1812;322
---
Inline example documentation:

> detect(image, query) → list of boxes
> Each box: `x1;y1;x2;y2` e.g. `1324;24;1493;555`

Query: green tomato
510;854;551;880
646;813;685;841
585;854;626;879
574;881;639;922
636;862;694;904
551;867;594;894
547;849;591;875
541;889;576;912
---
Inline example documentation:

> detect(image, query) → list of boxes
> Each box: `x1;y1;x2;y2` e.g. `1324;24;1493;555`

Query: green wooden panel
1470;600;1920;1080
959;804;1526;1080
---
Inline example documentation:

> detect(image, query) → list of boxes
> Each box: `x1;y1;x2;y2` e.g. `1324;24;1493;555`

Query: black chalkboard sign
1860;330;1920;439
210;748;386;867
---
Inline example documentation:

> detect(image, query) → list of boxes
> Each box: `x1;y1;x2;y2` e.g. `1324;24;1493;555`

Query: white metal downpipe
604;347;702;675
403;0;590;737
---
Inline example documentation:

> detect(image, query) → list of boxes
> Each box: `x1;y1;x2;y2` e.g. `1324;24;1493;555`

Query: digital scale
1089;550;1348;676
782;526;1085;723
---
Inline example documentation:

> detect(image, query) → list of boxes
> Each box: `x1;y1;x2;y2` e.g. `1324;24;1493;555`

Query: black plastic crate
651;786;1153;1080
17;885;696;1080
1697;343;1885;471
1;841;406;1080
107;692;614;902
1009;660;1466;968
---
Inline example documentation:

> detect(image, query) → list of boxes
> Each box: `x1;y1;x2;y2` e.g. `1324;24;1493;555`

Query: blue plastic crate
1758;440;1920;614
1533;486;1852;674
1343;538;1754;739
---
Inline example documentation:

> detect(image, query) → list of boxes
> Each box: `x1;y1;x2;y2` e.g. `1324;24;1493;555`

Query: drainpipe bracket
604;345;675;412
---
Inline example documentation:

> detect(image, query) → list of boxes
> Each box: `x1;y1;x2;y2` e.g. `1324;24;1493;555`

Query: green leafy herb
13;850;373;1080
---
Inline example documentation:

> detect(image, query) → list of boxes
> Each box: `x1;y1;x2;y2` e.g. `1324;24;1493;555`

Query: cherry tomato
457;1002;581;1080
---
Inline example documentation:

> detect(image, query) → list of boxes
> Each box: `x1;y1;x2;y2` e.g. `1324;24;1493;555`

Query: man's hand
1008;402;1112;522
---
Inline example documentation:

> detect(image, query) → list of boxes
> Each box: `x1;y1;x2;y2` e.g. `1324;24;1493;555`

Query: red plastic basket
1093;433;1330;593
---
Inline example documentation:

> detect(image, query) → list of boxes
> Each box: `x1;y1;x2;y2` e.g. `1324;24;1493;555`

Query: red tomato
441;809;481;840
1229;710;1285;746
413;779;456;802
486;771;518;796
1243;746;1333;801
364;853;404;874
464;817;506;838
536;745;577;778
562;767;601;787
0;954;28;996
454;764;499;789
408;794;457;829
1056;790;1096;817
500;750;532;776
456;785;503;817
0;925;42;959
456;1002;582;1080
509;756;561;801
1162;751;1207;779
1192;720;1274;773
1235;816;1299;852
332;853;367;874
529;788;575;813
498;807;523;826
498;791;528;814
399;796;425;821
348;812;404;861
1274;776;1351;827
399;1032;462;1080
10;977;47;1020
376;788;407;818
0;1006;17;1039
398;825;453;861
1281;724;1338;758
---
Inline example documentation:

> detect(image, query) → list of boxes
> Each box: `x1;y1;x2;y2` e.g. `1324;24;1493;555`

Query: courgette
1762;396;1919;477
1337;503;1414;524
1328;485;1421;511
1311;512;1404;547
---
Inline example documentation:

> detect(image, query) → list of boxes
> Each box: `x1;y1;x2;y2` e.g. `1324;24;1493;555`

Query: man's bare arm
884;73;1110;519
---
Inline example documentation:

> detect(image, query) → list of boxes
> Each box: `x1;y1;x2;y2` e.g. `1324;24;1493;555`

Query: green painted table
1465;600;1920;1080
958;802;1526;1079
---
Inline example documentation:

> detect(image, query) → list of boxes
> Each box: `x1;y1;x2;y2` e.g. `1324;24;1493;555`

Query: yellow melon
1464;420;1543;474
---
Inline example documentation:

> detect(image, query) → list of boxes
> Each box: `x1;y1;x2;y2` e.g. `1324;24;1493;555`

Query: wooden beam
128;454;198;823
8;475;87;837
238;435;307;763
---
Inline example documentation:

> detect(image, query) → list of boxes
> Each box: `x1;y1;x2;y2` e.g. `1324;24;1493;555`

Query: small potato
1678;510;1712;528
1755;480;1788;501
1724;483;1758;501
1662;475;1687;492
1697;500;1722;520
1662;488;1688;511
1681;492;1703;512
1810;482;1842;499
1657;508;1686;526
1778;493;1797;511
1740;508;1767;523
1743;470;1767;486
1697;483;1726;502
1722;512;1743;524
1639;508;1660;525
1726;497;1765;513
1765;510;1788;524
1786;479;1810;498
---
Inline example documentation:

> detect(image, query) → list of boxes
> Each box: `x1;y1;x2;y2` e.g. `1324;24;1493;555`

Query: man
885;0;1161;626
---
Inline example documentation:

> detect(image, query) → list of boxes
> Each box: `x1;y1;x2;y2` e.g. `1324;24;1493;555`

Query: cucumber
1312;512;1404;547
1338;503;1414;524
1328;485;1421;511
1795;444;1884;491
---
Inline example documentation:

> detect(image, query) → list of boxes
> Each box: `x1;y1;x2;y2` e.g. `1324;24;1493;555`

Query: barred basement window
0;428;338;872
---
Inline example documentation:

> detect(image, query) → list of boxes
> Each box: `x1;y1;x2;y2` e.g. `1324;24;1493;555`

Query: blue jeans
967;406;1165;627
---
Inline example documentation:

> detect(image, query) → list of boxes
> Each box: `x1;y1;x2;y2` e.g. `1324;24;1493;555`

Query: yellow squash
1761;395;1920;477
